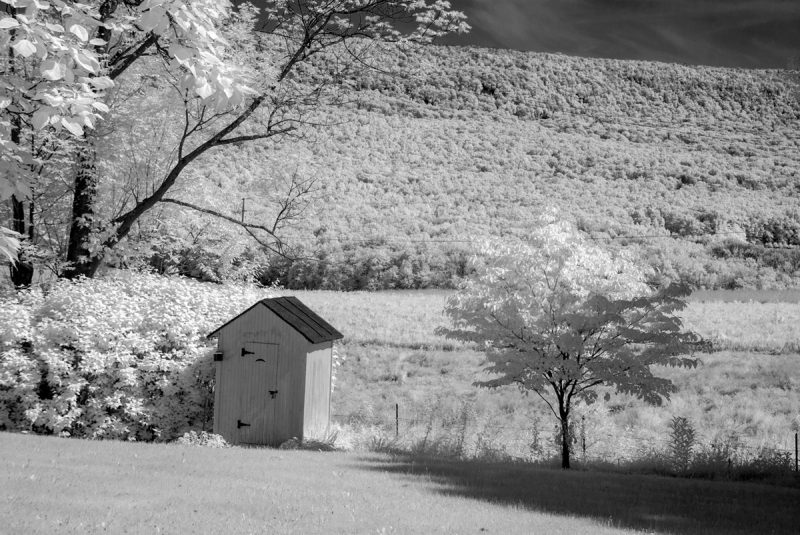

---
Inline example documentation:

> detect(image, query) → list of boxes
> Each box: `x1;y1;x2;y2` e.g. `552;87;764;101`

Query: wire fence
332;405;800;475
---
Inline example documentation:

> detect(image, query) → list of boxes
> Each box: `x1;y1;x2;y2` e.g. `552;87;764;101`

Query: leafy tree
438;217;704;468
1;0;111;283
1;0;468;280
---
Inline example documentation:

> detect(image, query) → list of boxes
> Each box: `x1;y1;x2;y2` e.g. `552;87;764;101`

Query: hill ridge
186;42;800;290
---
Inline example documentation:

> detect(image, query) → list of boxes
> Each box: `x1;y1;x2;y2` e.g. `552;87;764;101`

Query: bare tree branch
159;197;285;255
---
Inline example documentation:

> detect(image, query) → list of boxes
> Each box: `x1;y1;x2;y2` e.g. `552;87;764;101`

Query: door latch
241;347;254;356
269;390;278;399
237;419;251;428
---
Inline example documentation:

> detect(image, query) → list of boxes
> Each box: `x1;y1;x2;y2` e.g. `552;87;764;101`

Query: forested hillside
128;43;800;290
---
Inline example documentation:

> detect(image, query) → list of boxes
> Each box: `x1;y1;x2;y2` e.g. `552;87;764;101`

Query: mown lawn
2;432;798;534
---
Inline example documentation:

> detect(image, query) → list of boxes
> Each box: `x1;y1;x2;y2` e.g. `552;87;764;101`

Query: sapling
439;215;705;468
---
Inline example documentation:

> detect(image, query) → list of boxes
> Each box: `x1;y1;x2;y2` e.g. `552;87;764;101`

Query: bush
0;271;277;441
175;431;230;448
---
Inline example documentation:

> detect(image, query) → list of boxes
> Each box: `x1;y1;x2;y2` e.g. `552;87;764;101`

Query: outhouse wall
213;304;311;445
303;342;333;439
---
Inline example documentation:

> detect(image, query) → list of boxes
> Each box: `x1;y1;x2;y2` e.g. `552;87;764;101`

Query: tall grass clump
0;271;276;440
668;416;696;474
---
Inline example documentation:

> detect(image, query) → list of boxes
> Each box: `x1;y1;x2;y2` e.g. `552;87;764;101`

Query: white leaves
89;76;113;90
0;227;21;264
138;6;167;33
68;23;88;41
170;44;194;65
60;116;84;136
41;59;66;80
0;97;10;109
444;214;700;414
0;271;281;439
31;108;53;130
72;50;100;72
12;39;37;58
194;78;214;99
91;101;109;113
0;16;20;29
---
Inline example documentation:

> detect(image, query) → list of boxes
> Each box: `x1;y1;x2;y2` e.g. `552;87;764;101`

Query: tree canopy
0;0;469;281
438;216;705;468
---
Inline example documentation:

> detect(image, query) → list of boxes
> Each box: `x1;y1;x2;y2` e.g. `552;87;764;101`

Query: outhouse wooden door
237;342;279;444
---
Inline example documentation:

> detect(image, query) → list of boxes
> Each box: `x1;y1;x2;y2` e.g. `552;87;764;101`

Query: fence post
795;432;798;472
395;403;399;439
581;416;586;460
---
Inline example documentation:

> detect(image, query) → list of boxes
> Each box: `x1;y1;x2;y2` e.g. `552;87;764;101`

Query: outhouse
207;296;343;446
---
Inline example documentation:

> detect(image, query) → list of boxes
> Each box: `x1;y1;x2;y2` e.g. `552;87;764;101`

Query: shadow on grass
357;454;800;534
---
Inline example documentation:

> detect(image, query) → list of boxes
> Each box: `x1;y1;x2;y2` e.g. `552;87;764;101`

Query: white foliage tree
1;0;470;280
438;216;704;468
0;0;255;279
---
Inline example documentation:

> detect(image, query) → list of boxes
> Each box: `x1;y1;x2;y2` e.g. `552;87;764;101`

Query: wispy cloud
443;0;800;68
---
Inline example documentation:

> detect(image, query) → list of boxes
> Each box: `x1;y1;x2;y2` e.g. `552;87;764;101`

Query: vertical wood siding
214;306;333;446
237;343;278;444
303;342;333;439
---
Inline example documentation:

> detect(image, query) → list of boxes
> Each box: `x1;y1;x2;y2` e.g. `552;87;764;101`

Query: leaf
69;24;89;42
90;76;114;89
195;79;214;99
73;51;100;73
139;7;166;33
91;101;109;113
0;227;20;264
40;59;65;81
0;97;10;109
89;38;106;46
31;108;52;130
0;17;19;29
170;44;194;64
61;116;84;137
12;39;37;58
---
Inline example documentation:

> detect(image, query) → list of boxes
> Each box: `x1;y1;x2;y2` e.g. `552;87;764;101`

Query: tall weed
668;416;697;474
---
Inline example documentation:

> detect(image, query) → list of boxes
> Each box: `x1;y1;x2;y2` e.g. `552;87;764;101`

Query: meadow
2;431;799;535
1;277;798;533
280;289;800;466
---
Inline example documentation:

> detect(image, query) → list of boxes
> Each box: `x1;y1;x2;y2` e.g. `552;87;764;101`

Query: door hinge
269;390;278;399
237;419;251;429
241;347;254;356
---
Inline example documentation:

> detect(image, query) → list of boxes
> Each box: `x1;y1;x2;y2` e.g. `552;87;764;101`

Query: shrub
690;440;735;478
668;416;696;474
735;447;794;481
176;431;230;448
0;271;278;441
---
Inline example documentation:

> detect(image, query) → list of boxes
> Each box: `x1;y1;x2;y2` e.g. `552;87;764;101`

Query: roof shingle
207;297;343;344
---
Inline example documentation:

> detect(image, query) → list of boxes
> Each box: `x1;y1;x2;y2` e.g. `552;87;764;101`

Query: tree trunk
5;6;33;288
64;144;100;279
560;409;571;469
8;195;33;287
60;0;121;280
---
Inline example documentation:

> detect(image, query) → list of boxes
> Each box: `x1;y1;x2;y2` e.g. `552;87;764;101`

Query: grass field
278;290;800;463
2;432;799;534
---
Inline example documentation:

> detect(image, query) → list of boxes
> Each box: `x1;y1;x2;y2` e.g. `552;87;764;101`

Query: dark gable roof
207;296;343;344
262;296;344;344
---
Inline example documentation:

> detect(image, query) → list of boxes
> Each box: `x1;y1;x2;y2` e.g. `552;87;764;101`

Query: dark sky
438;0;800;69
